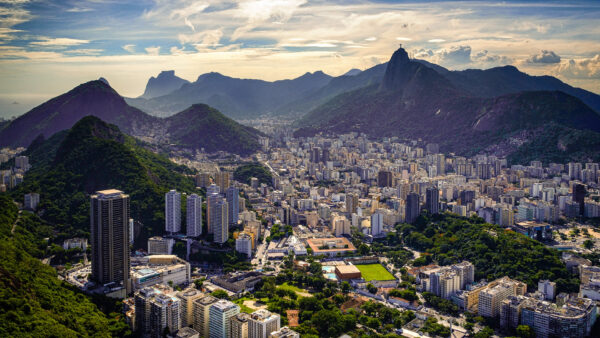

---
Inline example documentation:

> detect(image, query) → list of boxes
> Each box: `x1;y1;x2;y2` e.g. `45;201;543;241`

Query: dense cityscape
1;1;600;337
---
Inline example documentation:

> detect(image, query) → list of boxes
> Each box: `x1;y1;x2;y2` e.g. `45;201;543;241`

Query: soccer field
355;264;395;281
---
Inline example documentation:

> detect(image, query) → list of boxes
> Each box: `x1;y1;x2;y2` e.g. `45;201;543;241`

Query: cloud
30;38;89;46
473;50;512;64
436;45;472;64
527;50;561;64
555;55;600;79
145;46;161;55
66;7;93;13
428;39;446;43
178;29;223;46
396;37;412;41
122;44;135;53
231;0;307;40
64;49;103;56
365;37;376;42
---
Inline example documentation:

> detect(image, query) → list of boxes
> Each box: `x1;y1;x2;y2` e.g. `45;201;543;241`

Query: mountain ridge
0;80;262;155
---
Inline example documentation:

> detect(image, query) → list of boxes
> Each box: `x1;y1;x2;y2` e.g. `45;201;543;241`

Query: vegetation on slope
397;213;579;292
233;162;273;186
8;116;196;244
0;196;130;337
166;104;261;156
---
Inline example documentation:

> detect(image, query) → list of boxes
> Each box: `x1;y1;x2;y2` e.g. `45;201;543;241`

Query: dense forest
0;196;130;337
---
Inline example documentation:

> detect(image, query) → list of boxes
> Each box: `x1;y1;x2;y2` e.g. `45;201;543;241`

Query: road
10;210;22;234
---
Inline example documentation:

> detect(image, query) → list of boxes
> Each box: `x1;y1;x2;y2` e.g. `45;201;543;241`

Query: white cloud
527;50;561;64
365;37;376;41
231;0;307;40
428;39;446;43
145;46;161;55
64;49;103;56
178;29;223;46
555;55;600;79
122;44;136;53
30;38;89;46
396;37;412;41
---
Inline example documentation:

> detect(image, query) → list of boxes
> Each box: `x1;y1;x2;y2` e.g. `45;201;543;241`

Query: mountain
140;70;190;99
278;63;387;117
296;47;600;163
125;71;333;118
343;68;362;76
0;80;158;148
9;116;196;242
0;80;262;155
427;64;600;113
165;104;262;155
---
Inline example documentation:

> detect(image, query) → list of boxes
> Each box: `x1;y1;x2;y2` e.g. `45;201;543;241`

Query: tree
516;324;535;338
194;279;204;290
341;281;351;294
473;326;494;338
212;289;229;300
366;283;378;294
583;239;594;250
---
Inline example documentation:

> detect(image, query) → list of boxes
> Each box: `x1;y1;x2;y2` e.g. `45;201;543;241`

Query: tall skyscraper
215;172;231;192
405;192;420;223
207;183;220;195
213;199;229;244
207;193;221;234
346;193;358;214
230;312;250;338
176;288;205;328
226;186;239;227
209;300;240;338
90;189;131;294
425;186;440;214
165;190;181;233
187;194;202;237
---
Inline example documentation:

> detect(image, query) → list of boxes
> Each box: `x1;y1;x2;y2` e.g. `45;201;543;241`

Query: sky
0;0;599;118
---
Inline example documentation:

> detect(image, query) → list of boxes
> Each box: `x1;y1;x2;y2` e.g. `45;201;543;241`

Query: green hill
0;196;130;337
8;116;196;244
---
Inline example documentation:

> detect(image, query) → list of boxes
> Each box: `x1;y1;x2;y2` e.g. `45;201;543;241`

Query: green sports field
355;263;395;281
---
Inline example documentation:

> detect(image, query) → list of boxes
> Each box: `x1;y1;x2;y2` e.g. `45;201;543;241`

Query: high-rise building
213;199;229;244
165;190;181;233
573;183;586;216
346;193;358;214
236;233;253;257
230;312;250;338
216;172;231;192
15;155;29;170
207;184;221;195
176;288;205;328
207;193;221;234
148;236;175;255
405;192;420;223
377;170;393;187
135;287;158;334
249;309;281;338
209;299;240;338
150;293;181;337
196;173;211;188
90;189;130;294
226;187;240;226
425;186;439;214
371;212;383;236
435;154;445;176
24;192;40;210
187;194;202;237
193;295;217;337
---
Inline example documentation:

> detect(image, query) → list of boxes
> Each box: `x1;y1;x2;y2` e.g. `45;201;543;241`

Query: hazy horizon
1;0;599;118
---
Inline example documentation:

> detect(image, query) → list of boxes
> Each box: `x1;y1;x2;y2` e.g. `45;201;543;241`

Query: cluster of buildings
1;152;29;192
129;284;296;338
244;133;599;248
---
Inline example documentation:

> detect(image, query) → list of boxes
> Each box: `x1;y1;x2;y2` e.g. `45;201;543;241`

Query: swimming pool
324;273;337;280
322;266;335;273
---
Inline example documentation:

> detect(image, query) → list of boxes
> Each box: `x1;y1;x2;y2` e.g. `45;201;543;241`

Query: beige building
230;312;250;338
176;288;205;328
193;295;217;337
